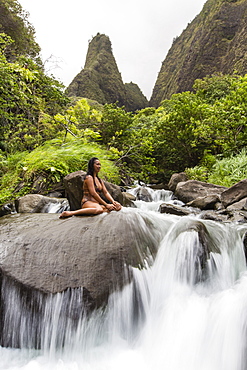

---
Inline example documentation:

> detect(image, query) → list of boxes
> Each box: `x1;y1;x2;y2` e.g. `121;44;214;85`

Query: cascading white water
47;200;70;213
127;185;175;212
1;186;247;370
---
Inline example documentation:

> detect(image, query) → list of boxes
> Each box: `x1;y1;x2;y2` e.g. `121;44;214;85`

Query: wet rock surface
221;179;247;208
159;203;196;217
135;186;153;202
15;194;69;213
0;211;158;308
174;180;227;204
165;175;247;224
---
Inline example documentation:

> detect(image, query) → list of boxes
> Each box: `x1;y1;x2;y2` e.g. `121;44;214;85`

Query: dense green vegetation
185;149;247;187
146;73;247;181
0;0;40;61
150;0;247;105
1;43;247;204
0;138;120;204
0;1;247;207
0;33;68;153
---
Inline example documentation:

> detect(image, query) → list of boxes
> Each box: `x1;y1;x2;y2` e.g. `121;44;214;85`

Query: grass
0;137;120;205
186;148;247;187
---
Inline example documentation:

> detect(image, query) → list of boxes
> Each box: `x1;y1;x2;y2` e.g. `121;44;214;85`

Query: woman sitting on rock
59;157;122;218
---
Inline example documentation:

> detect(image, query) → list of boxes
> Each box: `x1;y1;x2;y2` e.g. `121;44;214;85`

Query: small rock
168;172;188;192
159;203;192;216
186;194;220;210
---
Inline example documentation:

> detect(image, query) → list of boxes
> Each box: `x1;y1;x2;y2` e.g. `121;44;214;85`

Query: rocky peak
149;0;247;107
66;33;148;111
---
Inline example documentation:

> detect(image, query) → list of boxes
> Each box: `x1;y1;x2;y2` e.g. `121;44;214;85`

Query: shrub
0;137;120;205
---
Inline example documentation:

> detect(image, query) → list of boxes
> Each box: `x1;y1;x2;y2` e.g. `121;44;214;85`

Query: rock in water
0;212;158;308
175;180;227;204
221;179;247;207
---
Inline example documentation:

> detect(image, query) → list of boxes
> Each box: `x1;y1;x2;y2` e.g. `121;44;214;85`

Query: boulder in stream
168;172;188;192
159;203;193;217
63;171;124;210
15;194;69;213
220;179;247;208
0;209;161;348
135;186;152;202
186;194;221;210
175;180;227;204
0;211;158;309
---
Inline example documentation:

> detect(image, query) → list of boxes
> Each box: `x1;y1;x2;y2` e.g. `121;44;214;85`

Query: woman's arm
101;181;122;210
101;181;115;203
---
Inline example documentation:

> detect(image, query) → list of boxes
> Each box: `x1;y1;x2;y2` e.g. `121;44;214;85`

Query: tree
0;33;68;153
99;103;133;149
0;0;41;61
192;74;247;155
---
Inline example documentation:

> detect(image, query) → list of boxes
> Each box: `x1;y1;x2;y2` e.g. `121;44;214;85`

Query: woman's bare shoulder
84;175;94;187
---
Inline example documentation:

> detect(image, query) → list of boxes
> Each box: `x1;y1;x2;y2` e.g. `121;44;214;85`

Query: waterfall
47;199;70;213
1;186;247;370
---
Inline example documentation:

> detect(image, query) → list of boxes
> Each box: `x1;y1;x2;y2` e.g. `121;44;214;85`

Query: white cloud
19;0;206;99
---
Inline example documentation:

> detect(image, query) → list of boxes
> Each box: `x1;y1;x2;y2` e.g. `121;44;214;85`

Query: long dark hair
86;157;102;183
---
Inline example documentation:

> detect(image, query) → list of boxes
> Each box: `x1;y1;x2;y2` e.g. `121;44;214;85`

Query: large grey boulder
15;194;68;213
0;211;158;308
63;171;86;211
0;210;162;348
63;171;124;211
175;180;227;204
221;179;247;208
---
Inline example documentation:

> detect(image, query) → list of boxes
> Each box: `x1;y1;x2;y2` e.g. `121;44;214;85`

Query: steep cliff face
66;33;147;111
150;0;247;107
124;82;148;111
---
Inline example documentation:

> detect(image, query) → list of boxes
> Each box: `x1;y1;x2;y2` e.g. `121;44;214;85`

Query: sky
18;0;206;99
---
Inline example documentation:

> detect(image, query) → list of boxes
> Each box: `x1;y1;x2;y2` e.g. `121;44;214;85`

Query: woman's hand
105;203;115;211
105;202;122;211
112;201;122;211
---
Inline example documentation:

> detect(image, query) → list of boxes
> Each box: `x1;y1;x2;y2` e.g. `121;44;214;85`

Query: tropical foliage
185;149;247;187
0;0;247;206
0;33;68;153
0;138;119;204
0;0;40;60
